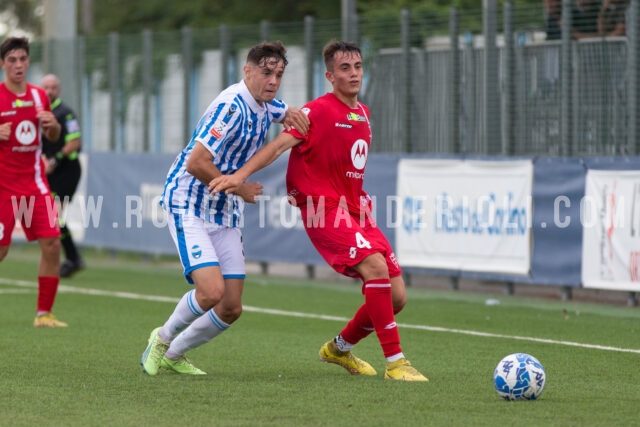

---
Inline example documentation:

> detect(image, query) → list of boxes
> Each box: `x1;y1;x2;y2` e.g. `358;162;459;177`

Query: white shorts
167;212;245;284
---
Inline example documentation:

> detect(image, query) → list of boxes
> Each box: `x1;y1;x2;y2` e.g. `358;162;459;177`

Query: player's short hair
322;40;361;71
246;41;288;68
0;36;30;60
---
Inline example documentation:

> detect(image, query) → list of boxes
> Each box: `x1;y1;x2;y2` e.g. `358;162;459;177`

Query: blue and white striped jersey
161;80;287;227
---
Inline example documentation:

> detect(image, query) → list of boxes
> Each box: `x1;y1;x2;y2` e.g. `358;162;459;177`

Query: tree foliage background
1;0;544;38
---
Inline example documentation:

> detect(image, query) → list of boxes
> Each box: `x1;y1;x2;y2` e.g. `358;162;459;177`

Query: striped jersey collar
238;79;265;114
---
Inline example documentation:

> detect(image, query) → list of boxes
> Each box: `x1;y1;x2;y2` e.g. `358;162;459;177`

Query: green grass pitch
1;247;639;426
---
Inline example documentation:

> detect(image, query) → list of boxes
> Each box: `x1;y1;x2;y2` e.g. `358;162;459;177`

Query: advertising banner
396;159;533;274
582;170;640;291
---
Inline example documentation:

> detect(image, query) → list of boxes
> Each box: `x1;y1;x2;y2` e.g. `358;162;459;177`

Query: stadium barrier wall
70;152;640;293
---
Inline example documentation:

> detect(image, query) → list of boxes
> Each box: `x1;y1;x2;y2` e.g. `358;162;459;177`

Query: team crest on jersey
347;112;366;122
12;99;34;109
15;120;37;145
191;245;202;259
351;139;368;170
301;107;311;115
210;120;227;139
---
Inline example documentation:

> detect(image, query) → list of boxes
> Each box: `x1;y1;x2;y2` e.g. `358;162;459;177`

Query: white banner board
396;159;533;274
582;170;640;291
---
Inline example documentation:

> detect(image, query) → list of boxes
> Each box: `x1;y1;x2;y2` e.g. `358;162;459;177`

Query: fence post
220;25;230;88
463;33;476;153
142;29;152;153
261;20;270;42
182;27;193;146
305;16;315;103
449;8;461;154
108;32;119;152
401;8;412;153
483;0;500;154
561;0;573;156
629;0;639;155
515;31;526;156
503;3;515;156
342;0;358;42
76;35;90;152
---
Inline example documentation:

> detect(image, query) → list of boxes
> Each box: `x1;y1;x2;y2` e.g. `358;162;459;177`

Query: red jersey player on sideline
210;40;428;381
0;37;66;327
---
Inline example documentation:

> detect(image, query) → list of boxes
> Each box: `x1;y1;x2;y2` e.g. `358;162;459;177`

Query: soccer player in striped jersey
210;40;428;381
140;41;309;376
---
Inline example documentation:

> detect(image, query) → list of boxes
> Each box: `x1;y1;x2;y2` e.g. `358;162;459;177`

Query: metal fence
16;1;640;157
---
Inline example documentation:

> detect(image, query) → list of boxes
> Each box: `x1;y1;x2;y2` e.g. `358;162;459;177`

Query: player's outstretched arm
235;182;264;204
282;107;310;134
187;141;224;184
209;132;302;195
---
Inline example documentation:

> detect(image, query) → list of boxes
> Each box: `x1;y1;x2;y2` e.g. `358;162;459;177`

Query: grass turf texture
1;247;639;426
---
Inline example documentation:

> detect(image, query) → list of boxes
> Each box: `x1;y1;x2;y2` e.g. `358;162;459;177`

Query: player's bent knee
202;292;225;310
194;287;225;311
40;237;61;255
219;304;243;324
393;299;406;313
356;253;390;279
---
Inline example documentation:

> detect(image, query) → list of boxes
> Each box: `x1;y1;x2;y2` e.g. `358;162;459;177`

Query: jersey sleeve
267;98;287;123
283;104;312;145
64;111;81;142
194;100;241;156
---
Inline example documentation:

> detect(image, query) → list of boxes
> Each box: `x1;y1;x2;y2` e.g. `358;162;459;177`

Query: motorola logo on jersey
15;120;37;145
351;139;368;170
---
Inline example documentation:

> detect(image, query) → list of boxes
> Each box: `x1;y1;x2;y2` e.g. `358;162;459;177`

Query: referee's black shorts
48;160;81;203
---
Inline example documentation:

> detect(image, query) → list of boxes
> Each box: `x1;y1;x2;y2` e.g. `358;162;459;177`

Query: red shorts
0;192;60;245
300;203;402;280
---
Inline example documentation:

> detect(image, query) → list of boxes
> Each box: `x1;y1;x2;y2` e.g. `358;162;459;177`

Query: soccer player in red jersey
210;40;428;381
0;37;66;327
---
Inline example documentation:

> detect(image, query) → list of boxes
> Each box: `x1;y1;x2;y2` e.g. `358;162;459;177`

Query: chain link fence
15;2;640;157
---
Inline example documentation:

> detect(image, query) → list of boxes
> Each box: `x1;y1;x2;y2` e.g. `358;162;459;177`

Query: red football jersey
285;93;371;214
0;82;51;196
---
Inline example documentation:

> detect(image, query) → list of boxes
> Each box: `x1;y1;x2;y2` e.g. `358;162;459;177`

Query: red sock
361;278;402;358
37;276;60;313
340;303;373;345
341;303;403;345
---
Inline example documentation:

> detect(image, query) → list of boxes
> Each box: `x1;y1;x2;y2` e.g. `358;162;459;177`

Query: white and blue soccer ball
493;353;546;400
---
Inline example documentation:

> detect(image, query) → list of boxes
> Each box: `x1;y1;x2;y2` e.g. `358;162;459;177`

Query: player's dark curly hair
0;36;30;60
322;40;361;71
247;41;288;68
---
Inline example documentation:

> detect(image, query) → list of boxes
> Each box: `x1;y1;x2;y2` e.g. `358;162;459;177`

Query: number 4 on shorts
349;232;371;259
355;232;371;249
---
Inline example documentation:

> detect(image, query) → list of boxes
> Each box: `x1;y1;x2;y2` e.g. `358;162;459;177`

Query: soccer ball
493;353;546;400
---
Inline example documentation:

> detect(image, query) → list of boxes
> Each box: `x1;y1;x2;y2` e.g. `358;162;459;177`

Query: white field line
2;277;639;355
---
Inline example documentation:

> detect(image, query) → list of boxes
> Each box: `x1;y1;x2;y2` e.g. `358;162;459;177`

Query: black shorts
48;160;81;203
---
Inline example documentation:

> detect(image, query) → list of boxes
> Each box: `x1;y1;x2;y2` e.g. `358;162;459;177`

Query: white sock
386;352;405;363
165;308;230;359
335;334;354;352
159;289;205;343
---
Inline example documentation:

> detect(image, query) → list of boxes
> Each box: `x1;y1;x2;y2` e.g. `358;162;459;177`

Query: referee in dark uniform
41;74;84;278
